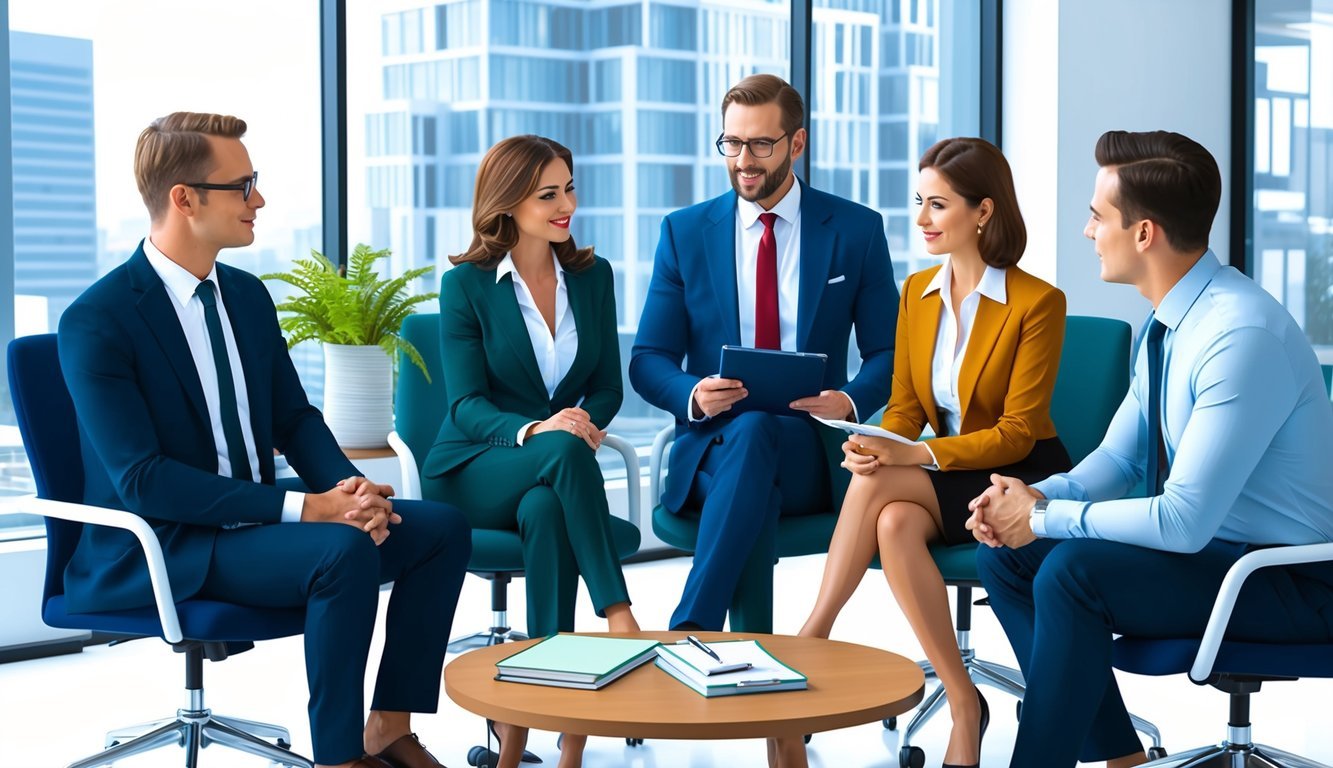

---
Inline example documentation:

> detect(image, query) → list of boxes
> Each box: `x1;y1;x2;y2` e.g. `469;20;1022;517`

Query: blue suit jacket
56;243;358;614
629;181;899;511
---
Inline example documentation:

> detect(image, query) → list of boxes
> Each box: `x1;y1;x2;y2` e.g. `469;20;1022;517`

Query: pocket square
827;275;846;284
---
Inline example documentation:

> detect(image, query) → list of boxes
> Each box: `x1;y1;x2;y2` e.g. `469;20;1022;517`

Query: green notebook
495;635;661;690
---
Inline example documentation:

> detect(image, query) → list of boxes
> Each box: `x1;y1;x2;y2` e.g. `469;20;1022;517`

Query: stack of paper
655;640;807;697
495;635;661;690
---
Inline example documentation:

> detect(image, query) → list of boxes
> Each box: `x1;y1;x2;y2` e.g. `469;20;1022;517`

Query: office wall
1003;0;1233;328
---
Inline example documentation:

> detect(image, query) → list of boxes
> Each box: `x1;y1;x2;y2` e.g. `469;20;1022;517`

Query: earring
977;223;984;235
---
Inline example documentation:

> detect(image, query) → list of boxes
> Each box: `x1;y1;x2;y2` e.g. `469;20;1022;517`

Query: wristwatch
1029;498;1050;536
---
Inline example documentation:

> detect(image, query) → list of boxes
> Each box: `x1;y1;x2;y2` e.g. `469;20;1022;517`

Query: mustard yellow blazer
879;264;1066;471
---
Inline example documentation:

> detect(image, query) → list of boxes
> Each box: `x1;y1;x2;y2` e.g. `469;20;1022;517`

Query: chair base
448;627;529;654
1141;741;1330;768
69;707;310;768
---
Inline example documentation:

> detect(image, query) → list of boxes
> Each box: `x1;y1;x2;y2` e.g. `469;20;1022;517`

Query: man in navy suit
630;74;898;634
57;112;469;768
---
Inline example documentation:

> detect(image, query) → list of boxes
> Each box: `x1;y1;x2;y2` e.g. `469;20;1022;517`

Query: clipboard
717;345;827;416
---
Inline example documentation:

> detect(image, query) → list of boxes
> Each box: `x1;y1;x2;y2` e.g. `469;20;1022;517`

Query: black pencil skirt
930;437;1073;546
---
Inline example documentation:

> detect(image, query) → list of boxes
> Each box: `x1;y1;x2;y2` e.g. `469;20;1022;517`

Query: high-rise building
10;31;97;334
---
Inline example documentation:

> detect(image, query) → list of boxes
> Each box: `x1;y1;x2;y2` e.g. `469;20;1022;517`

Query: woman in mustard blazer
794;138;1070;768
421;135;637;768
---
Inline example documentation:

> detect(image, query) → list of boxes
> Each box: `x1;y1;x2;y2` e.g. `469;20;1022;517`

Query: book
654;640;807;697
812;415;921;446
494;634;661;690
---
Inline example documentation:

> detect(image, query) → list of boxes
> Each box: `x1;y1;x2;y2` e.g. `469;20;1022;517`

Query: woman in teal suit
422;134;637;768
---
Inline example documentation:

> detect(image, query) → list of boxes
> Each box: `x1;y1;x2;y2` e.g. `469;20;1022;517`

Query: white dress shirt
496;251;580;444
736;180;802;351
920;258;1009;438
144;238;304;523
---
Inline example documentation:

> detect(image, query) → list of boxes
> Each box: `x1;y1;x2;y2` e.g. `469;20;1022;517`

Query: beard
730;151;793;203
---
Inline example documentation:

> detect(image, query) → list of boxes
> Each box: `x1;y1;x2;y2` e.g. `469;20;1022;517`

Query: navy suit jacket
629;181;899;511
56;243;358;614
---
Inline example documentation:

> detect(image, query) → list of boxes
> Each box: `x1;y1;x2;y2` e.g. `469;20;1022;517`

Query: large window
1245;0;1333;357
2;1;323;532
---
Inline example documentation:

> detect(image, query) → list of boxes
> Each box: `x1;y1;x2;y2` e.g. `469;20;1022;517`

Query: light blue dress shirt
1032;251;1333;551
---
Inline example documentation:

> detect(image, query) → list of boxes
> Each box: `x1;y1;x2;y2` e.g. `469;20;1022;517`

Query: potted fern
261;244;437;449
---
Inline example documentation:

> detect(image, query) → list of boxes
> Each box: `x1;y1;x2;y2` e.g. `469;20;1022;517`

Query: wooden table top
444;631;925;740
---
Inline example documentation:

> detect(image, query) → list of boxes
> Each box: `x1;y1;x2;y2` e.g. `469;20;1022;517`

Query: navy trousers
197;499;471;765
977;538;1333;768
669;412;830;630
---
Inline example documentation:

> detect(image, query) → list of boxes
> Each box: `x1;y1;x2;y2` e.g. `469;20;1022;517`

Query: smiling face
185;135;264;250
914;166;985;257
1084;166;1144;285
511;157;576;249
721;101;806;210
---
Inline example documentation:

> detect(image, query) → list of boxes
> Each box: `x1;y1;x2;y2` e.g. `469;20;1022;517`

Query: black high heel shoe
941;687;989;768
466;719;542;767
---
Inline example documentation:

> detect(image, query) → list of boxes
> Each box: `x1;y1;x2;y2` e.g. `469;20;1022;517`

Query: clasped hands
528;406;606;450
965;474;1044;549
302;476;400;545
690;376;853;420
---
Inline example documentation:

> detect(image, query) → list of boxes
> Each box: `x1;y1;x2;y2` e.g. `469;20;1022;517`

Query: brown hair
1094;130;1221;253
450;135;593;271
134;112;248;221
919;137;1026;268
721;74;805;137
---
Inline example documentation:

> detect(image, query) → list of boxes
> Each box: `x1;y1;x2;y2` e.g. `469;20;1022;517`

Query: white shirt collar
921;257;1008;305
143;236;221;307
495;250;565;287
737;176;802;229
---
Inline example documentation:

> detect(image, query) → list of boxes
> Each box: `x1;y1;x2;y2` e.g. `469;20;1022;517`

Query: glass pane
4;2;322;529
347;0;791;448
1251;0;1333;358
810;0;982;283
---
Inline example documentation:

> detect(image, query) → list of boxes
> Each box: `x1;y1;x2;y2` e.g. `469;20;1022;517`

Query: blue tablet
717;345;828;416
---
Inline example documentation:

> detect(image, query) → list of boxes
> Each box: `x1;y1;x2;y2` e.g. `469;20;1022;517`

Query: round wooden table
444;631;924;739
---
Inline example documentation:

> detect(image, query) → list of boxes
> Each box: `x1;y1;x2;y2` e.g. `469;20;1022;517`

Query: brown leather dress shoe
376;733;447;768
350;756;394;768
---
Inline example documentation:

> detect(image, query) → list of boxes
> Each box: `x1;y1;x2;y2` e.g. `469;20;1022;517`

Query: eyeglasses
715;132;789;159
187;171;259;202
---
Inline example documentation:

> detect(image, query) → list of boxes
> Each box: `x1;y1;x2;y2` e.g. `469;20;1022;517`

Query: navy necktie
1145;317;1168;495
195;280;253;481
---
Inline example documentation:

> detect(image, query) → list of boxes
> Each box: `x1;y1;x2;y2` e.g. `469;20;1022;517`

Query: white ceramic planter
322;343;393;449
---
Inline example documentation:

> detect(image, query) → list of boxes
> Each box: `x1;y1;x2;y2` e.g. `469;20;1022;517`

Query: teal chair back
1322;364;1332;399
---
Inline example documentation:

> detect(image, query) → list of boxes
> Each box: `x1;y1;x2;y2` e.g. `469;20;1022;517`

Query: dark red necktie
755;212;780;350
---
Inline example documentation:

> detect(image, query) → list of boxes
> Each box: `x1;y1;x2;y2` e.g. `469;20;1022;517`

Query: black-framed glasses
187;171;259;202
715;133;789;158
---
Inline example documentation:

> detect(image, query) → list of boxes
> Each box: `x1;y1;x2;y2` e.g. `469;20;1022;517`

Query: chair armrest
387;431;421;501
1189;541;1333;683
600;434;641;530
648;424;676;506
0;495;183;644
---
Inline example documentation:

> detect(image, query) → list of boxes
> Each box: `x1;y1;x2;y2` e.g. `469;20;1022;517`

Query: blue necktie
195;280;253;482
1145;317;1168;495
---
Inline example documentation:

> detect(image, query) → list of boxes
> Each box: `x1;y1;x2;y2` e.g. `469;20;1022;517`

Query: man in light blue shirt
966;130;1333;768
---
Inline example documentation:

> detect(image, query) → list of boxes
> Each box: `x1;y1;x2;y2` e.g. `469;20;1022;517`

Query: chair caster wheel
1147;746;1168;760
1016;700;1023;720
804;734;811;744
899;745;925;768
625;737;644;746
467;746;497;768
276;739;291;750
883;716;897;730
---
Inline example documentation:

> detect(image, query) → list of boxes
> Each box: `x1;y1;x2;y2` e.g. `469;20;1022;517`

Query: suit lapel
703;193;742;346
490;270;548;396
797;182;834;351
128;249;210;426
551;267;593;405
958;291;1011;420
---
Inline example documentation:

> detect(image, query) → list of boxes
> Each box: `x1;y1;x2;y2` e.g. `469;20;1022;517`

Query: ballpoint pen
686;634;723;663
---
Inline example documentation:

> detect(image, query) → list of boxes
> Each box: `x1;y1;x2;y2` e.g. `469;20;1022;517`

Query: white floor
2;552;1331;768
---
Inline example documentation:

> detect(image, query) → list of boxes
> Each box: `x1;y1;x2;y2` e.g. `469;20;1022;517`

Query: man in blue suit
630;74;899;632
57;112;470;768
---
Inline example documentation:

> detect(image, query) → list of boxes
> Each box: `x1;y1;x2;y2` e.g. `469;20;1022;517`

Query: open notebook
655;639;807;697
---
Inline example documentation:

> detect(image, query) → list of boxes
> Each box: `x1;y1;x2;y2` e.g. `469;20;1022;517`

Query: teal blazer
422;255;623;477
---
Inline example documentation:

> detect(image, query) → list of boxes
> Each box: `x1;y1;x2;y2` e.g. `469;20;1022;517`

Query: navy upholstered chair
1113;543;1333;767
6;334;311;768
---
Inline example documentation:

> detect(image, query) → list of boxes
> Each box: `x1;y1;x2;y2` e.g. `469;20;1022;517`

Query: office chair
1113;542;1333;767
879;316;1163;768
5;334;311;768
390;314;643;766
